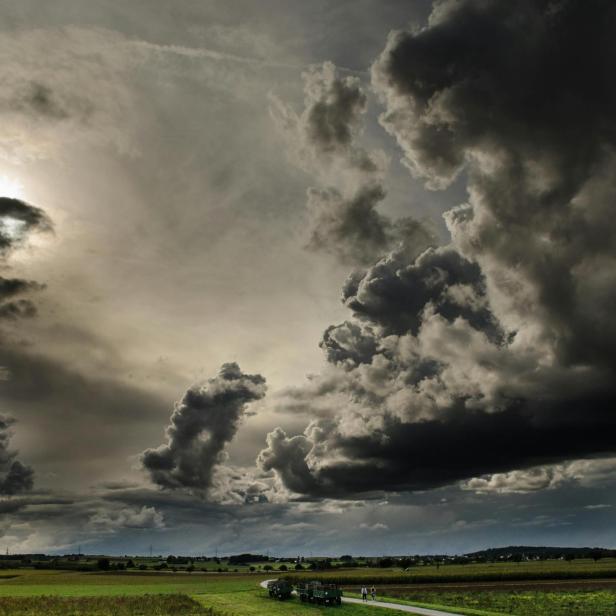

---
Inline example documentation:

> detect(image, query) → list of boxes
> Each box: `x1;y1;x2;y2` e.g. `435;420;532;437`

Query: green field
0;594;210;615
0;569;405;615
359;588;616;616
0;569;255;597
194;590;405;615
2;563;616;615
286;558;616;585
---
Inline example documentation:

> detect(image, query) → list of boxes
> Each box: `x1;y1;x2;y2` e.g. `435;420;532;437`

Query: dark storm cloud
274;62;434;265
0;416;34;495
320;321;378;367
0;278;45;320
259;0;616;499
261;394;616;498
342;245;501;339
306;184;389;266
302;62;373;168
372;0;616;366
142;363;266;492
306;184;434;266
373;0;616;190
0;197;52;254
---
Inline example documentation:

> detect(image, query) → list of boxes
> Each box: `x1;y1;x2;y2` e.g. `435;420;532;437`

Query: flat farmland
287;558;616;585
0;569;408;616
0;569;254;597
357;588;616;616
0;594;209;616
2;562;616;615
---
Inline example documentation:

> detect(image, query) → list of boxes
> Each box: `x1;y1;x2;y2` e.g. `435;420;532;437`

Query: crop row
285;567;616;586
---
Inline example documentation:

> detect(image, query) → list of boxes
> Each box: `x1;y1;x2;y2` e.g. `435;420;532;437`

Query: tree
591;550;604;563
97;558;110;571
264;564;273;571
278;564;288;571
295;563;303;570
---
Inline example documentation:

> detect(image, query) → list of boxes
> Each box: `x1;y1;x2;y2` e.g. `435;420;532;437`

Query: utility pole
149;545;153;558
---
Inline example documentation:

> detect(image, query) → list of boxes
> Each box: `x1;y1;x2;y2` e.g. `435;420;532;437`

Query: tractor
297;581;342;605
266;579;293;600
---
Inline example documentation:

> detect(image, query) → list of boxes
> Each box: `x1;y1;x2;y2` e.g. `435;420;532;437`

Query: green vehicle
267;579;293;600
297;581;342;606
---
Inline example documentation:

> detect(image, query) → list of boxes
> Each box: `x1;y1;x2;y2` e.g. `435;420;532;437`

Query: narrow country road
259;580;464;616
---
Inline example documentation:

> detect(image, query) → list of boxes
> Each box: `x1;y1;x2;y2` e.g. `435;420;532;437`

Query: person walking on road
361;586;368;602
371;586;376;601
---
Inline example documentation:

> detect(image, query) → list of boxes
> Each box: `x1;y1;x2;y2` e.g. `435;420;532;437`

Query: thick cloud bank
142;363;266;492
259;0;616;497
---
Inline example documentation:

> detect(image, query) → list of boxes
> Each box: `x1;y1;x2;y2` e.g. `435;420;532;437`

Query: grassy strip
194;588;411;615
0;593;211;615
344;591;505;616
378;589;616;616
0;569;256;597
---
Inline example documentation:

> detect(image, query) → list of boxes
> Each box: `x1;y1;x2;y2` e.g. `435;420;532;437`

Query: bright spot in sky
0;175;25;200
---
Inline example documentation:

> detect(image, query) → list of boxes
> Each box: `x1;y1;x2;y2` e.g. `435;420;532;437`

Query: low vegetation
0;594;211;615
285;558;616;586
372;588;616;616
194;588;405;615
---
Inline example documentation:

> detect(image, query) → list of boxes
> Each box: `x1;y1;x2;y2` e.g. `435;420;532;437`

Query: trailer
297;581;342;605
266;579;293;600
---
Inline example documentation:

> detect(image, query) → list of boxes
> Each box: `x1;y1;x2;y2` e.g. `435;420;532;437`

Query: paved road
259;580;464;616
342;595;464;615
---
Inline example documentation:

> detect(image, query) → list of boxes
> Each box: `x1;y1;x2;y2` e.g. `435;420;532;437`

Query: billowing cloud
259;0;616;499
463;457;616;494
0;416;34;495
272;61;433;265
142;363;266;492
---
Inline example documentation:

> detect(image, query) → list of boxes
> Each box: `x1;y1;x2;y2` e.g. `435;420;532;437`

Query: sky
0;0;615;557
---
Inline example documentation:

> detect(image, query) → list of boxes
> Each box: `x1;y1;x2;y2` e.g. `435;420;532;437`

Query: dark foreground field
0;594;208;615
